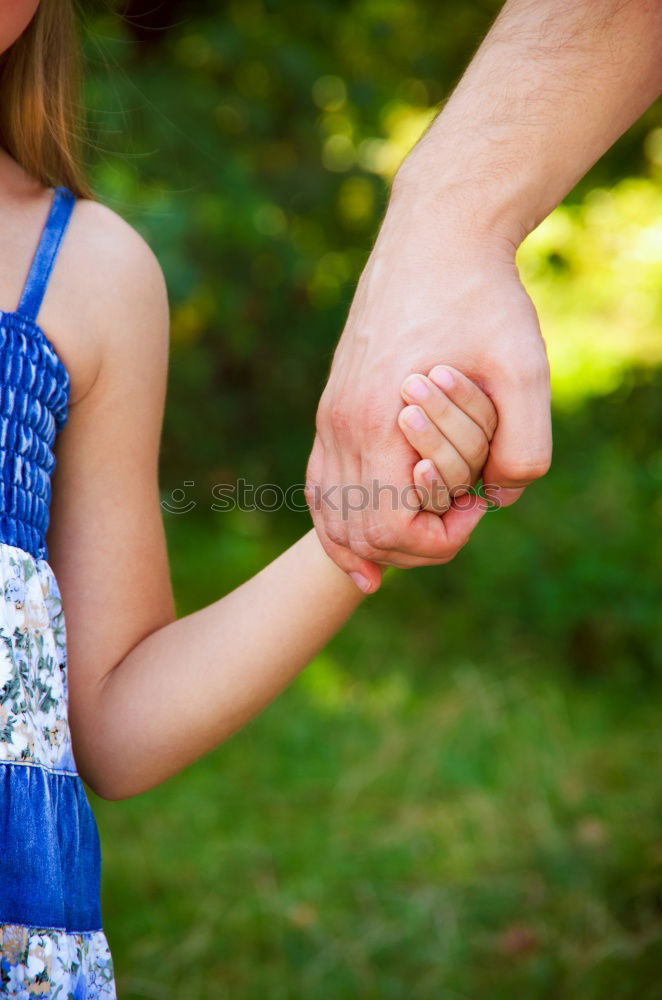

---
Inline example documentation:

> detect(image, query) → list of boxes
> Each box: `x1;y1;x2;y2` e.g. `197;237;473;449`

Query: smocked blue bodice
0;312;69;560
0;187;74;562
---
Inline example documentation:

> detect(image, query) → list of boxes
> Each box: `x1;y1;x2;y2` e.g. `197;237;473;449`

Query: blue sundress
0;188;116;998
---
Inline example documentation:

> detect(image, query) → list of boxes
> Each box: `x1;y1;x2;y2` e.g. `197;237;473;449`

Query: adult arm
308;0;662;592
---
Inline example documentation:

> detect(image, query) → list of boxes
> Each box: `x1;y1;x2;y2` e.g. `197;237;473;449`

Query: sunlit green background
84;2;661;997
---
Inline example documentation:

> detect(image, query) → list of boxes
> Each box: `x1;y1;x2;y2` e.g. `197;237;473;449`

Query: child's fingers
413;459;451;514
428;366;497;441
398;405;472;494
401;374;490;483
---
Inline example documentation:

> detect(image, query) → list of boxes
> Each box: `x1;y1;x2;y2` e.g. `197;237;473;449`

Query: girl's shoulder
63;198;167;331
42;197;169;404
68;198;162;284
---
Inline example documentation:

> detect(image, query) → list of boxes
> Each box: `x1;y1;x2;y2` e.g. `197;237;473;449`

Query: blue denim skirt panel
0;763;102;931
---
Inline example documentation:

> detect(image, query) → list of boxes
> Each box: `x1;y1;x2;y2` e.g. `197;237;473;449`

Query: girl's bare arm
47;202;366;800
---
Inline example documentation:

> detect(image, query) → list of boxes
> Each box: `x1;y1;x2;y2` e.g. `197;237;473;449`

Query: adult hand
306;0;661;594
306;184;551;594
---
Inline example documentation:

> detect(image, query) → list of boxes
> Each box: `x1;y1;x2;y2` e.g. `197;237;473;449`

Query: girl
0;2;497;996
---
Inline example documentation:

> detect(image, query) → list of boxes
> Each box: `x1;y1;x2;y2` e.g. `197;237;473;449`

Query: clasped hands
307;363;499;594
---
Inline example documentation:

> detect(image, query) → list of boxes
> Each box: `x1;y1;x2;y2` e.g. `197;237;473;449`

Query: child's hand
398;366;497;513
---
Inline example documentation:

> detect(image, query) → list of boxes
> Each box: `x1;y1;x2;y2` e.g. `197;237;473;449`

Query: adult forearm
77;531;363;799
396;0;662;243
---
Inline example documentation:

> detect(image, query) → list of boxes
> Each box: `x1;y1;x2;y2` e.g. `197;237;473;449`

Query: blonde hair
0;0;91;198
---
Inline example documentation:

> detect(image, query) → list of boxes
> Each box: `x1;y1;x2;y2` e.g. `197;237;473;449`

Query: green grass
94;659;662;999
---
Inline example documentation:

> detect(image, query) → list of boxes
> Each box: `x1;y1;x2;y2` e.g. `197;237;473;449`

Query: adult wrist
391;131;540;252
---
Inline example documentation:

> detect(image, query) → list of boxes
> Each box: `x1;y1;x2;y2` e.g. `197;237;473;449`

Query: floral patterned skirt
0;544;116;998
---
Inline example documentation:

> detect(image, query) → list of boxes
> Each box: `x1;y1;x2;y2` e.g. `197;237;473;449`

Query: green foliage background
83;3;661;997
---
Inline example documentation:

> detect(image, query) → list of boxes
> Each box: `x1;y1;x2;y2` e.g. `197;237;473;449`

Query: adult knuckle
350;537;381;561
494;344;550;388
526;455;552;480
328;400;353;437
502;454;551;484
363;518;399;551
325;521;347;546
